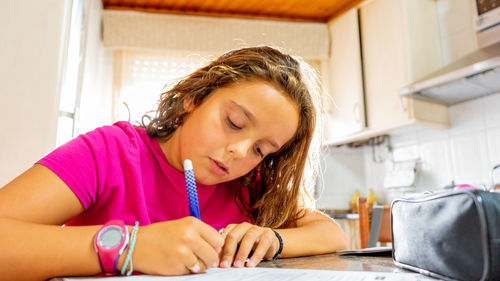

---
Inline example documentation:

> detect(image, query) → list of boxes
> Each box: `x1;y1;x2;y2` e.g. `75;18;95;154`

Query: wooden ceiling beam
102;5;327;22
102;0;366;23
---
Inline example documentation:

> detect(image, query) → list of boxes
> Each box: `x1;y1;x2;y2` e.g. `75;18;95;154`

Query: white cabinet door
360;0;448;131
323;9;365;142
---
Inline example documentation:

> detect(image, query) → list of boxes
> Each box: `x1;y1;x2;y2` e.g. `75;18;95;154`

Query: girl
0;46;348;280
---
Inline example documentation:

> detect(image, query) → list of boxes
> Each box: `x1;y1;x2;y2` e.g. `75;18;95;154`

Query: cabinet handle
399;97;407;112
353;103;360;124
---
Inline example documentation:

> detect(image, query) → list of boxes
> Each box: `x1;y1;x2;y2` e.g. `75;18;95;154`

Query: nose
227;137;253;159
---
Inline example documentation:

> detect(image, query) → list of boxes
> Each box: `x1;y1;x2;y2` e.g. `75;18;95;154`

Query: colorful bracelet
121;221;139;276
271;230;283;260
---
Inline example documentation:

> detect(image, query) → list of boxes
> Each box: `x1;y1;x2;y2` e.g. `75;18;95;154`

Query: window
56;0;85;146
113;50;322;125
113;50;207;123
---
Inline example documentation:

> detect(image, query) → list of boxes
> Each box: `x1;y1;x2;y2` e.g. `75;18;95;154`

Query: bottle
350;189;360;213
367;188;378;207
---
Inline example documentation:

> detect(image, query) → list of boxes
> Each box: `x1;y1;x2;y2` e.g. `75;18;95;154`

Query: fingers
147;236;208;275
198;220;225;252
233;227;260;267
191;231;222;269
186;259;202;274
181;252;205;274
219;224;237;236
246;229;276;267
219;224;243;268
184;217;224;271
219;223;278;268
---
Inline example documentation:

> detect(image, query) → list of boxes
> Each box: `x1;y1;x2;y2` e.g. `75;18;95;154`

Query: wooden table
259;252;407;273
54;253;424;280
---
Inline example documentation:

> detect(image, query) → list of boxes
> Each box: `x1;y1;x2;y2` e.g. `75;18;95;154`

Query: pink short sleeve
37;124;132;210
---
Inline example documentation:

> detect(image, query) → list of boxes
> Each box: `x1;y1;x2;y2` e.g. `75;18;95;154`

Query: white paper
55;267;437;281
337;246;392;255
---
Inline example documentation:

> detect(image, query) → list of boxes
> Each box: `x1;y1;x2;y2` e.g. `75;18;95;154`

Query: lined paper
55;267;436;281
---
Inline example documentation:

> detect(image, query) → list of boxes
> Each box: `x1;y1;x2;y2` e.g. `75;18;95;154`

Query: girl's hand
219;222;279;268
133;217;224;275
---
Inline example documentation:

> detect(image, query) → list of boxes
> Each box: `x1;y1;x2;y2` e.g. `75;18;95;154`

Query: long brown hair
143;46;321;228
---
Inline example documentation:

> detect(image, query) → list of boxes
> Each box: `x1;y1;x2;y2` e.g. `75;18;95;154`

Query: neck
158;130;183;172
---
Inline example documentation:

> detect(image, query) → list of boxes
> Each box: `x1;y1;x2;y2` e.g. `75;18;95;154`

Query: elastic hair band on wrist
121;221;139;276
271;229;283;260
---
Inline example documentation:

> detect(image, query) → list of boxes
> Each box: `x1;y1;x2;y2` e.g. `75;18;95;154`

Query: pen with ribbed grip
184;159;201;220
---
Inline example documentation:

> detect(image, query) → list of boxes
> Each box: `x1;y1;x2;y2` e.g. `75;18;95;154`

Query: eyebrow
230;101;280;150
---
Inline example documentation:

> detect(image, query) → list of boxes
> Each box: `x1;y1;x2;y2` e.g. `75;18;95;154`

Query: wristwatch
94;219;129;273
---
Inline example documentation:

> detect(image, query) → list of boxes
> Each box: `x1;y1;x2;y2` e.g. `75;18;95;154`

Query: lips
210;158;228;176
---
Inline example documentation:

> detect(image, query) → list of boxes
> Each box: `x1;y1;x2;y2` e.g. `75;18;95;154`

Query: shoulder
57;121;148;168
81;121;143;149
86;121;138;141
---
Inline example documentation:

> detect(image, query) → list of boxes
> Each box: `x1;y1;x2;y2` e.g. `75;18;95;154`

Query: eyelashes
226;116;264;158
226;116;242;130
254;146;264;158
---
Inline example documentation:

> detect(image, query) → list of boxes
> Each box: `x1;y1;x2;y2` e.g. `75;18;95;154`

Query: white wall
317;0;492;209
0;0;71;186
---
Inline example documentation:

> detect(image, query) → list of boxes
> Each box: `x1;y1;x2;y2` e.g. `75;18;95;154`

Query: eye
254;145;264;158
226;116;242;130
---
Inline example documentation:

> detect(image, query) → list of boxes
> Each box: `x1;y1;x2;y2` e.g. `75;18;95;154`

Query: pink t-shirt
37;121;250;230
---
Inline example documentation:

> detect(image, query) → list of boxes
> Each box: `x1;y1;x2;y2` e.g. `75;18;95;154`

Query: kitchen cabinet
322;9;365;143
324;0;449;146
360;0;449;132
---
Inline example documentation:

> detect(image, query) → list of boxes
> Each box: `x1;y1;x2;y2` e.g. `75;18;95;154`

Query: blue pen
185;160;253;260
184;159;201;220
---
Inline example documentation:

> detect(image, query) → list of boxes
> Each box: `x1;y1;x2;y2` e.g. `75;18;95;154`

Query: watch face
98;225;124;249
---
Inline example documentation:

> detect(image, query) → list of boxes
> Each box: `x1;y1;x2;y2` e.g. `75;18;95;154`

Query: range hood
398;41;500;105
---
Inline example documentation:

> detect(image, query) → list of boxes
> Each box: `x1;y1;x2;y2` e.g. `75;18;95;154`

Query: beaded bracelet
271;230;283;260
121;221;139;276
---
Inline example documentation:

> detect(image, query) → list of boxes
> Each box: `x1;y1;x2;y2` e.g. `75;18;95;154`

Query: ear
183;98;194;113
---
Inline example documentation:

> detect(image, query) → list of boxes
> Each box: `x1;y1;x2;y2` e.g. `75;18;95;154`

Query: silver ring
187;260;200;272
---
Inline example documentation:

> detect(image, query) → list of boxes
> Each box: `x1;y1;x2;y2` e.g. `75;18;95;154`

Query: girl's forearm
276;218;348;258
0;217;106;281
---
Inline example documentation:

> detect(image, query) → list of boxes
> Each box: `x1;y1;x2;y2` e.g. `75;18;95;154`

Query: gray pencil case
391;189;500;281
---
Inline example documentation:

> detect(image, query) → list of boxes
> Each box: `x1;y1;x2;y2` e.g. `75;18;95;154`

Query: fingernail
220;260;229;268
234;260;242;267
212;261;218;268
246;260;255;267
191;264;200;273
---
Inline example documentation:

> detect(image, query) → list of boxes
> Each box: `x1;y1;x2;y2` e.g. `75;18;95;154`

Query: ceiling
101;0;365;22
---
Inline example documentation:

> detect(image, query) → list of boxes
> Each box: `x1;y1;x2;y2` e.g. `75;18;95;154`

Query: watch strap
94;219;129;273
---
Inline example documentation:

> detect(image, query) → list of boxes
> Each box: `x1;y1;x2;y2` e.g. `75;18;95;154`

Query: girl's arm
0;164;223;280
276;209;349;257
219;209;348;268
0;217;103;280
0;164;102;280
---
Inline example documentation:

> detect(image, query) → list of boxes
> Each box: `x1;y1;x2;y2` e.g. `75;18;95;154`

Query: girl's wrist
271;229;283;260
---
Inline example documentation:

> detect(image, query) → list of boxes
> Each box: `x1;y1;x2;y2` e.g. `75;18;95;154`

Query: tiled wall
316;0;494;209
316;146;367;209
376;91;500;199
317;91;500;210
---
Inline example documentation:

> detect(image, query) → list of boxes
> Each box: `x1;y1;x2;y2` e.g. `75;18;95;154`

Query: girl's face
162;80;299;185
